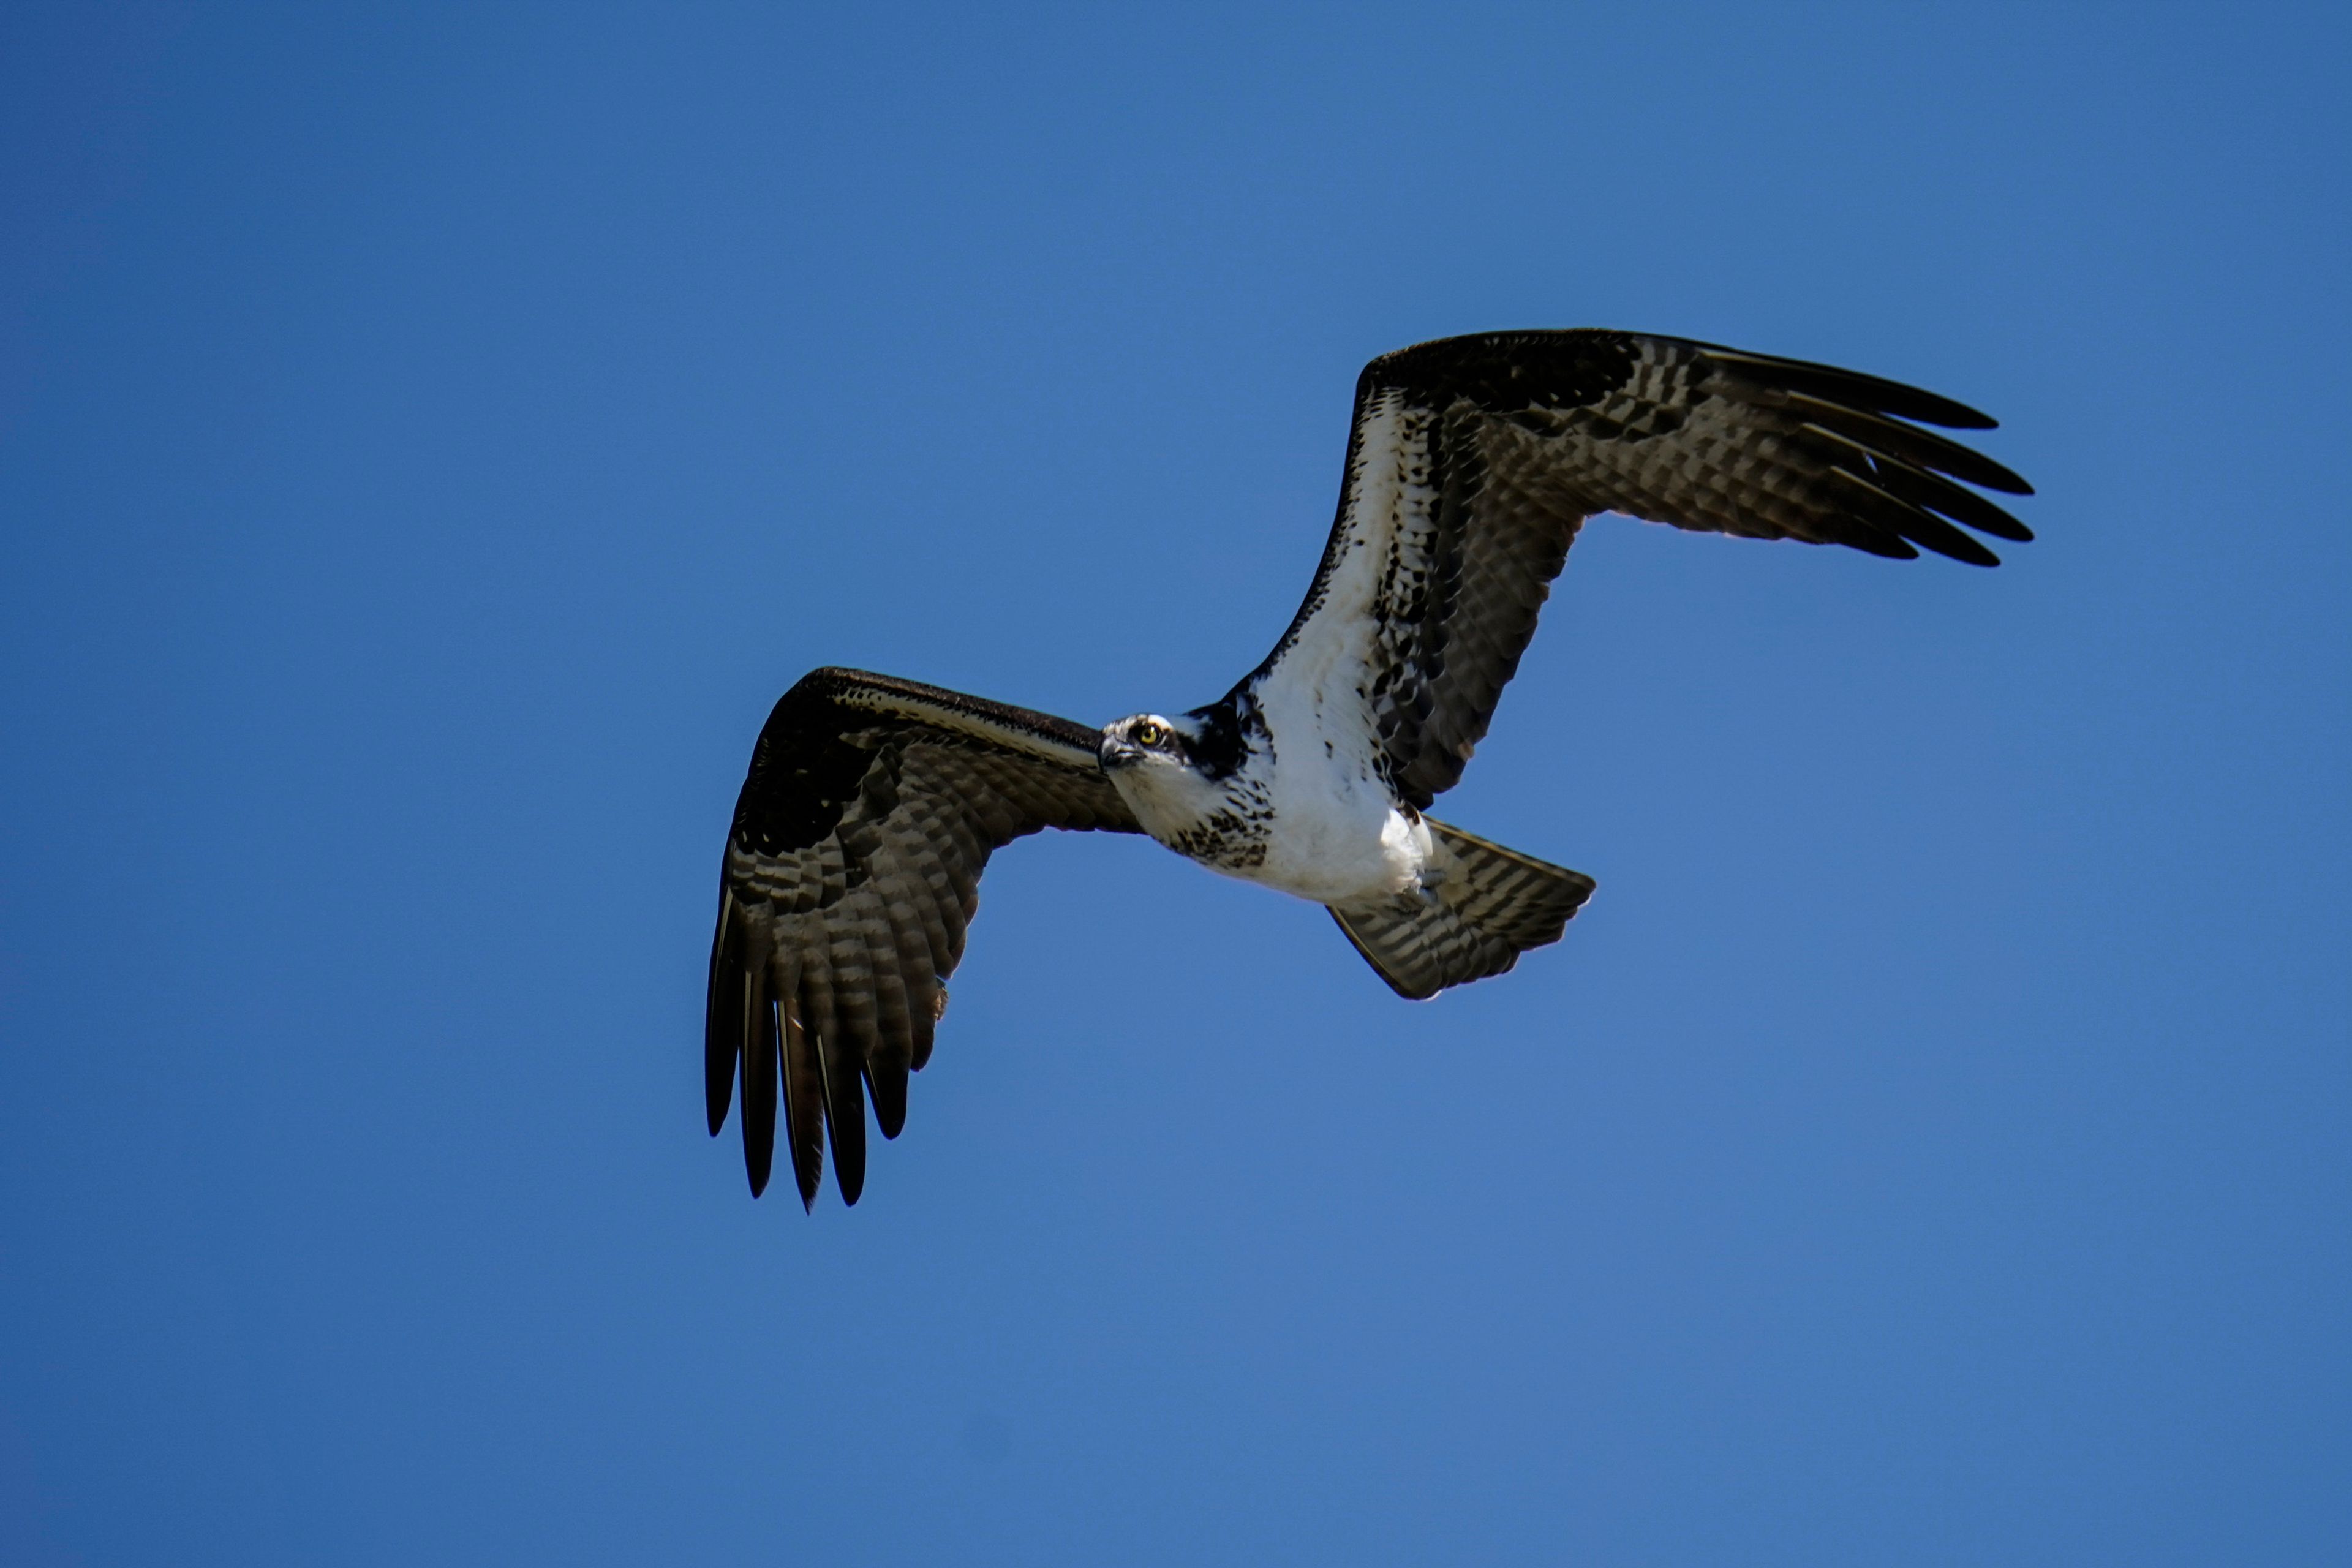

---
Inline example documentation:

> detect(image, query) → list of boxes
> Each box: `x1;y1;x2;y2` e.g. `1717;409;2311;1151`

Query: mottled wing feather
706;668;1139;1208
1257;330;2034;808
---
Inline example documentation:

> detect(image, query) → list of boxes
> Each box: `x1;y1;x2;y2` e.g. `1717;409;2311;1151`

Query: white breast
1234;682;1433;907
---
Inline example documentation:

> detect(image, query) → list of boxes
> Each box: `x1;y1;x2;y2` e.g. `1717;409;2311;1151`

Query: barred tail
1329;818;1596;1000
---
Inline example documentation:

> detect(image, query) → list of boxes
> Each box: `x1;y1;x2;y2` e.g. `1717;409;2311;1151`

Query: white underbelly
1233;779;1430;906
1228;674;1434;906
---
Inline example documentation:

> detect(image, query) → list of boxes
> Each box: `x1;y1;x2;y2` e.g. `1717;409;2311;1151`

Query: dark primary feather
706;668;1139;1208
1261;329;2034;809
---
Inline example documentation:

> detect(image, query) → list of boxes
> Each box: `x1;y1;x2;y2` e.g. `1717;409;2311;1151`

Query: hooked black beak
1099;736;1142;771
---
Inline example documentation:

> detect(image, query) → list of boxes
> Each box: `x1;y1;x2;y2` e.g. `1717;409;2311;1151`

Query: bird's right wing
707;668;1140;1209
1253;330;2034;808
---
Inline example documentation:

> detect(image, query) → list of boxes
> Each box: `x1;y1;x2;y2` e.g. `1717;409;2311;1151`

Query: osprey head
1099;710;1233;842
1099;712;1199;775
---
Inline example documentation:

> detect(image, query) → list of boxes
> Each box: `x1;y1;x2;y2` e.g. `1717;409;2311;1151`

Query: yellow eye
1132;720;1166;747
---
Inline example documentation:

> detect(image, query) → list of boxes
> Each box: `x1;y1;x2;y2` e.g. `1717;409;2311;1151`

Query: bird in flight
705;330;2032;1209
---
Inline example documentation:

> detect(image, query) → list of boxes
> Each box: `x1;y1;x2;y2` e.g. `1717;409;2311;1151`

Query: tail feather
1330;818;1594;1000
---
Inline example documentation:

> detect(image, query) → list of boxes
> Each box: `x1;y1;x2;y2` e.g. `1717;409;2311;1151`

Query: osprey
706;330;2032;1208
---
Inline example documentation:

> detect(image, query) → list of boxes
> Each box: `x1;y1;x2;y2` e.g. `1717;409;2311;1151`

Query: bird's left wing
1252;330;2034;808
706;668;1139;1209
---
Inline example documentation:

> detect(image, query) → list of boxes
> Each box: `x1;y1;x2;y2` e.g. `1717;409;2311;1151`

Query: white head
1098;711;1230;840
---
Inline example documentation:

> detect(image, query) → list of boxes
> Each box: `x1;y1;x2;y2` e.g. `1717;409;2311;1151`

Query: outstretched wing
1254;330;2034;809
706;668;1139;1208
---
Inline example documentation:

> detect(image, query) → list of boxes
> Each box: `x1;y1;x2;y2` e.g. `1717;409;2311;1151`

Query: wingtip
738;968;780;1199
743;1127;777;1198
1701;344;2002;431
705;1042;733;1136
704;892;743;1140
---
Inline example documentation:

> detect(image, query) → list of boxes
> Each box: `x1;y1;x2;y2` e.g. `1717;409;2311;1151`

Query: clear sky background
3;4;2346;1564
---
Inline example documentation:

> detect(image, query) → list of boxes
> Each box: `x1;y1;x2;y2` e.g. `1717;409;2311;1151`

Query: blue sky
2;3;2345;1563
